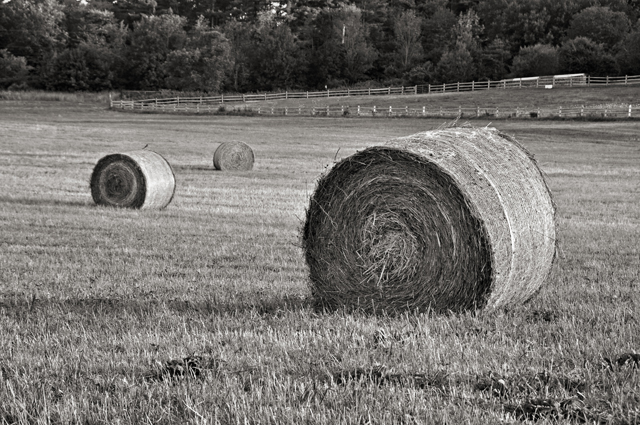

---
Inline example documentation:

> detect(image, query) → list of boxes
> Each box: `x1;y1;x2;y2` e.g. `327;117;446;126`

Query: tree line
1;0;639;93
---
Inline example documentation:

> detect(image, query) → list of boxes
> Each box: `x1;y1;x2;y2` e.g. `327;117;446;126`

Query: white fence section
110;74;640;119
111;101;640;119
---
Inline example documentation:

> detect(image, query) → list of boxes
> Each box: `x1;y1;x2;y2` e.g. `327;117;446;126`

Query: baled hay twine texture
90;150;176;209
213;141;255;171
302;126;556;314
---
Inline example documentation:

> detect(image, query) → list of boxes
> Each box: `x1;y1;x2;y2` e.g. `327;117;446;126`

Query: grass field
1;87;639;424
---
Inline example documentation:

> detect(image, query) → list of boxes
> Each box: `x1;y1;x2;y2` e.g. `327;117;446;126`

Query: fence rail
110;101;640;120
111;74;640;117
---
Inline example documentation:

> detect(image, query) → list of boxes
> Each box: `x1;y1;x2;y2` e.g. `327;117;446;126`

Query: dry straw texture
213;141;255;171
303;127;556;314
90;150;176;209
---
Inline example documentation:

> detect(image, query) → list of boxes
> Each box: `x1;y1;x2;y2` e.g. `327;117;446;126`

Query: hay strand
213;142;254;171
302;127;556;314
90;150;175;209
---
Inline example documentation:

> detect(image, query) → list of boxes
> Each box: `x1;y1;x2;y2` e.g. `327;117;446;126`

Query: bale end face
90;150;175;209
302;127;556;314
213;142;254;171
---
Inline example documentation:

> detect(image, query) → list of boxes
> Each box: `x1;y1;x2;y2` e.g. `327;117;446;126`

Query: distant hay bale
213;141;254;171
302;127;556;314
90;150;175;209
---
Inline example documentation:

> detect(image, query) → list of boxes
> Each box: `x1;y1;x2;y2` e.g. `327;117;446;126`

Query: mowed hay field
0;90;639;424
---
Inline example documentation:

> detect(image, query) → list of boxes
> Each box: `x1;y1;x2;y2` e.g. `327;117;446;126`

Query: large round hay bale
90;150;175;209
302;127;556;314
213;141;254;171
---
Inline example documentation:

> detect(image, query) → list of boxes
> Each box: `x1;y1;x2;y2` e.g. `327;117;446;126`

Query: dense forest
1;0;639;93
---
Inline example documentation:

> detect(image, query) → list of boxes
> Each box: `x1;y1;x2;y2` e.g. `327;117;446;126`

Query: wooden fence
110;74;640;118
111;101;640;120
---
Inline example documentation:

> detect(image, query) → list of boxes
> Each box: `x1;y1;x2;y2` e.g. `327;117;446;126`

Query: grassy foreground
0;97;639;424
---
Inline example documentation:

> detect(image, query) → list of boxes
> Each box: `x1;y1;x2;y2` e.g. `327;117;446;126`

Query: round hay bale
302;127;556;314
213;142;254;171
90;150;175;209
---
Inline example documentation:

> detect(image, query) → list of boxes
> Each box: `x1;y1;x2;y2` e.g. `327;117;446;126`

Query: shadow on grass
0;196;91;207
0;294;313;318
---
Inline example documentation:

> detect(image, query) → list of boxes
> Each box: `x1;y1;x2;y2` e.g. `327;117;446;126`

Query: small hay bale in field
213;141;254;171
302;127;556;314
90;150;175;209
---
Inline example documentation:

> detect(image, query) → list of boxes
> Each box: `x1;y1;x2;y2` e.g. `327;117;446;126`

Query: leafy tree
111;0;158;26
334;4;378;83
0;0;67;87
392;10;423;74
559;37;619;76
435;44;475;83
567;6;631;49
48;43;116;91
244;12;303;91
615;27;640;74
47;5;126;91
434;9;482;82
119;13;187;89
163;17;232;92
221;19;253;92
510;43;559;77
301;10;344;88
0;49;32;89
476;38;511;80
420;5;457;65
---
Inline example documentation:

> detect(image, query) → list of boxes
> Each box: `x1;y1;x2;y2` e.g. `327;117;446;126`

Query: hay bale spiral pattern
213;142;254;171
90;150;175;209
303;127;556;314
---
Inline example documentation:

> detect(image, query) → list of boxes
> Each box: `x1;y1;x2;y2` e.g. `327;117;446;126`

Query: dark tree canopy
0;0;638;92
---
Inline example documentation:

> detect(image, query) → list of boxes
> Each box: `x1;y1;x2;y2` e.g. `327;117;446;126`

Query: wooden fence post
428;84;430;94
306;91;309;99
220;94;223;103
388;87;391;95
285;91;288;99
457;82;460;92
471;81;475;91
414;85;417;95
423;106;426;116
